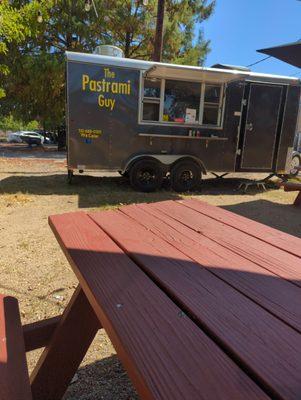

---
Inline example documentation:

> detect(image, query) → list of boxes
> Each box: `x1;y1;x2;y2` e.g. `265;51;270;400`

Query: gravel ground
0;147;300;399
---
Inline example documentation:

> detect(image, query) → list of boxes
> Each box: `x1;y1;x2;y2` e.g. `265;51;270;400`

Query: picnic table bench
278;178;301;206
1;199;301;399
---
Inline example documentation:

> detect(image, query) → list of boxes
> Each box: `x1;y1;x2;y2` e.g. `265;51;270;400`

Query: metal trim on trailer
273;86;289;171
138;133;228;140
234;82;247;171
243;80;290;87
66;51;300;84
143;63;245;84
122;154;208;173
66;61;71;166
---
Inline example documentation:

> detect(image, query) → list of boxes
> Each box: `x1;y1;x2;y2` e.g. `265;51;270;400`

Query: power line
246;55;272;68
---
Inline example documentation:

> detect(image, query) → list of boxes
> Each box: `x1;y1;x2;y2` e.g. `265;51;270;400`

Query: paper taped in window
185;108;197;123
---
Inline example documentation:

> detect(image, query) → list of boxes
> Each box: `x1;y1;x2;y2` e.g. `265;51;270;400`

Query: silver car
19;131;45;146
7;131;23;143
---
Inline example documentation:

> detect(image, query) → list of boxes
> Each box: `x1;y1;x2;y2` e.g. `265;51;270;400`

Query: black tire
170;161;202;192
130;159;163;192
290;154;301;177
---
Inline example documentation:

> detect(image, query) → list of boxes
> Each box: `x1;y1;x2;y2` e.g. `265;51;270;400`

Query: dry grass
0;154;300;399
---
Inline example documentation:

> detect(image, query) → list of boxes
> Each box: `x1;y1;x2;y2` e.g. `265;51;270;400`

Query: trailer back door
238;83;284;170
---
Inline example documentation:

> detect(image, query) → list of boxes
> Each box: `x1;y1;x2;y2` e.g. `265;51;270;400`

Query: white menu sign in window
185;108;197;123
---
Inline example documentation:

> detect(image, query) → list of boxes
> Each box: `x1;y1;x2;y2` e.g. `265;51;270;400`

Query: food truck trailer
66;50;301;192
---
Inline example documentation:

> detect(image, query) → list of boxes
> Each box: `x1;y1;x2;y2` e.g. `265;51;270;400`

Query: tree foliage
0;0;215;129
0;0;50;98
0;114;38;132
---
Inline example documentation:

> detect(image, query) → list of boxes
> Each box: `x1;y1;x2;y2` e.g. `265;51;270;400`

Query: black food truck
66;51;301;192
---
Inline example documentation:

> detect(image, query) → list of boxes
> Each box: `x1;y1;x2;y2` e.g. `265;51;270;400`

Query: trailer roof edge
65;51;300;84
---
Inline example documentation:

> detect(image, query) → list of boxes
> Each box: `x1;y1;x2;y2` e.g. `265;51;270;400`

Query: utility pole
152;0;165;62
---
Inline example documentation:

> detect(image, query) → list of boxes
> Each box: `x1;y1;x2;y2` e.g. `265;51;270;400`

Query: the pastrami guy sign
81;67;132;111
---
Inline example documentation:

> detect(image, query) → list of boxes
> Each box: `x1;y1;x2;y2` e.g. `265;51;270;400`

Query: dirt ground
0;145;300;399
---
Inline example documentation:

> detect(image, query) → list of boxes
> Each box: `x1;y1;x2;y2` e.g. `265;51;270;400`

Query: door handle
246;123;253;131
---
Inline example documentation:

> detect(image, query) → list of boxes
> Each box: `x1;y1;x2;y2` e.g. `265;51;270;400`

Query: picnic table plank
30;286;100;400
0;295;32;400
180;198;301;258
90;208;301;400
49;212;268;400
23;315;61;352
151;200;301;287
295;191;301;206
278;182;301;207
120;203;301;333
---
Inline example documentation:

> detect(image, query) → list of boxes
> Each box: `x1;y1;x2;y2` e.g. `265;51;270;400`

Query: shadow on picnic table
30;253;301;400
223;199;301;239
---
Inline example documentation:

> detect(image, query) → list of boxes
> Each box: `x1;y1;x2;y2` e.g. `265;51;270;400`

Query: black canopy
257;41;301;68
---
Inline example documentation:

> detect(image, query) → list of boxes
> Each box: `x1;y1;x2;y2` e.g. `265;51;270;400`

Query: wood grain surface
90;207;301;400
23;315;61;352
151;200;301;286
49;212;268;400
180;198;301;258
30;286;100;400
0;294;32;400
120;202;301;333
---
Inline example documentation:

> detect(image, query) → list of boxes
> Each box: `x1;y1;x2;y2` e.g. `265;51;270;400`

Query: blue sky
202;0;301;77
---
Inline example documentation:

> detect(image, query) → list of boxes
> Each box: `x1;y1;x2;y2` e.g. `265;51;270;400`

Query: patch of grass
1;192;32;207
18;240;30;250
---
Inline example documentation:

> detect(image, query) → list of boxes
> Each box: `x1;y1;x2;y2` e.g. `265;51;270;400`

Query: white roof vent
94;45;124;58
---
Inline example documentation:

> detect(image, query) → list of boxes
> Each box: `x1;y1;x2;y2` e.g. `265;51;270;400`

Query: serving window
141;76;224;128
142;78;161;122
164;80;201;123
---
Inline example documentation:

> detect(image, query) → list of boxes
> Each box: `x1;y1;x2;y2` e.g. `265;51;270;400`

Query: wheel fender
123;155;207;175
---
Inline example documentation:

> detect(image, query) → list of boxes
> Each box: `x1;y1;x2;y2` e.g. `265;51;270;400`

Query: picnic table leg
30;285;101;400
294;191;301;206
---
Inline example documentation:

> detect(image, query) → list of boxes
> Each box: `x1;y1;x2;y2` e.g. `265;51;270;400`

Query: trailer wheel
130;159;163;192
170;161;201;192
67;170;73;184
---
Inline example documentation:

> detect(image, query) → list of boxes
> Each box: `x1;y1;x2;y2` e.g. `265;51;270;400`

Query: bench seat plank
0;294;32;400
180;198;301;258
49;212;267;400
152;200;301;286
280;182;301;191
120;203;301;334
90;208;301;400
277;183;301;206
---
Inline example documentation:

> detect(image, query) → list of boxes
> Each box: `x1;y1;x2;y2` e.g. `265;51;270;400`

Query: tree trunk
152;0;165;62
124;31;131;58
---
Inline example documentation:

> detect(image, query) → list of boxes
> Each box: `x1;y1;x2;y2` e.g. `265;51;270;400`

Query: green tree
2;52;64;130
1;0;215;128
0;0;51;98
0;115;38;132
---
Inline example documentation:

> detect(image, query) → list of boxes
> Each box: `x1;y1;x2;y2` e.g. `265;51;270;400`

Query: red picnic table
2;199;301;400
278;168;301;206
